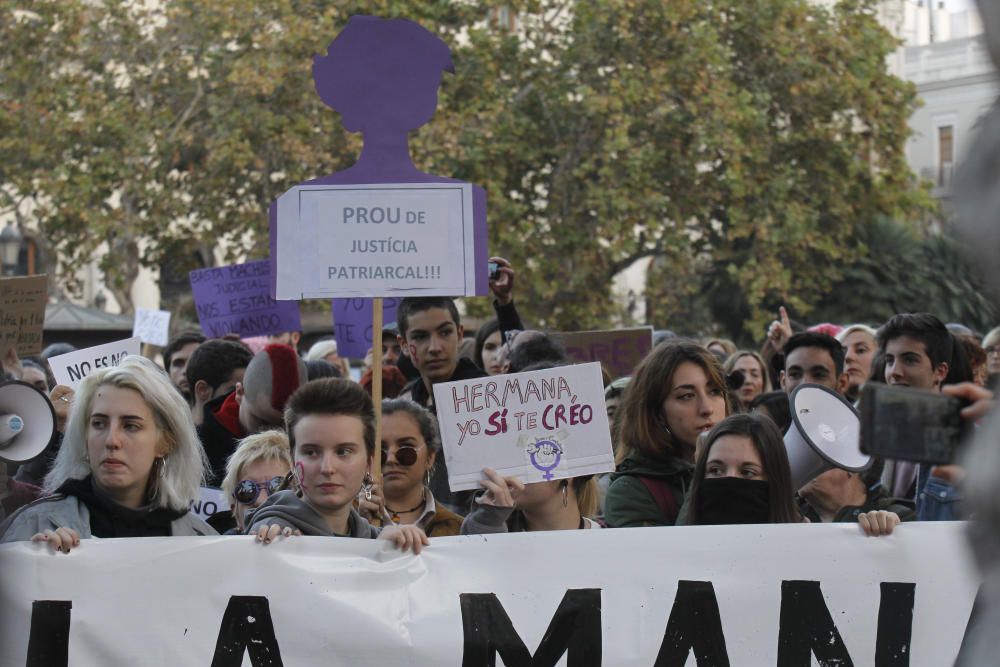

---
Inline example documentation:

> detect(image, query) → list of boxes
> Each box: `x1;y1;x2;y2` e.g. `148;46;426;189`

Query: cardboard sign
332;297;400;359
132;308;171;347
48;338;141;388
275;183;477;299
552;326;653;379
190;487;229;521
190;260;301;339
433;362;614;492
0;275;47;356
0;524;980;665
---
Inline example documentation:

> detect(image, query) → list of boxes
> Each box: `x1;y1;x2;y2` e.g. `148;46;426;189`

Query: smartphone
858;383;971;464
488;261;499;280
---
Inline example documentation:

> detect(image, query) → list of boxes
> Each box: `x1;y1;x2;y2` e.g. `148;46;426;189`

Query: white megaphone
784;383;872;490
0;381;56;462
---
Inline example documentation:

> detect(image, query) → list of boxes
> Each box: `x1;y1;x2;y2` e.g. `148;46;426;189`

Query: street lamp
0;221;22;277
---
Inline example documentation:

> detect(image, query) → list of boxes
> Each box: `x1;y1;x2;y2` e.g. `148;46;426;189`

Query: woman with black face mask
685;413;804;525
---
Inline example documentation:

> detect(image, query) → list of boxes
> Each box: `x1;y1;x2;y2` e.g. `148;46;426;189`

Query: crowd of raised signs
0;255;997;553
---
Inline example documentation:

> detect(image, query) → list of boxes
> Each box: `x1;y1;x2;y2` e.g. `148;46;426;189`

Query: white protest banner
433;362;614;492
190;487;229;521
132;308;171;347
275;183;477;299
47;337;142;388
0;524;979;665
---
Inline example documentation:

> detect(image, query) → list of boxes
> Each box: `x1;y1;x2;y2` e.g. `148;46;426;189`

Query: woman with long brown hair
604;340;731;527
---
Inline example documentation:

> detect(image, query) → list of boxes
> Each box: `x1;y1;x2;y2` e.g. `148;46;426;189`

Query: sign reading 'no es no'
275;183;477;299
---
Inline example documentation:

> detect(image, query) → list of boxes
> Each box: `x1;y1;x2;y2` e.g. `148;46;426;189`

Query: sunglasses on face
381;446;422;467
234;476;285;504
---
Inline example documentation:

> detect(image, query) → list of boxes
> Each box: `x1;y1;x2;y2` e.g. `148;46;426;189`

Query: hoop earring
561;481;568;507
157;456;167;478
424;468;432;488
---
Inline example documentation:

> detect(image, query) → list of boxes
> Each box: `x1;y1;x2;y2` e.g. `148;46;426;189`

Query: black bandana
695;477;771;525
56;476;185;538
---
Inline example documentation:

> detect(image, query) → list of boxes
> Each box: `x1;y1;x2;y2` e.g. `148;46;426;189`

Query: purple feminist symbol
527;439;563;481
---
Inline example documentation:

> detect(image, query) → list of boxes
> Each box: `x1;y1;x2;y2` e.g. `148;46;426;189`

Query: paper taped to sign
275;183;477;299
48;338;142;389
0;523;980;666
433;362;614;492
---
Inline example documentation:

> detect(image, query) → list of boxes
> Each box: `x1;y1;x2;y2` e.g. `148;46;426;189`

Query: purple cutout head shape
313;16;453;138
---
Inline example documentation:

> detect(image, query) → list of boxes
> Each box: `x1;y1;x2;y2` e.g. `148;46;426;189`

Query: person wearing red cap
197;344;307;485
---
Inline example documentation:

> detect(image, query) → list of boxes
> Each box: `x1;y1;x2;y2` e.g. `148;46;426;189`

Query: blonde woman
221;430;292;533
0;356;214;551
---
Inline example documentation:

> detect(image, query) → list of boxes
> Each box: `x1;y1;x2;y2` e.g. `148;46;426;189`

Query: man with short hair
877;313;958;516
197;344;308;485
879;313;951;391
780;332;849;395
186;340;253;427
396;297;485;513
162;331;206;401
396;297;486;412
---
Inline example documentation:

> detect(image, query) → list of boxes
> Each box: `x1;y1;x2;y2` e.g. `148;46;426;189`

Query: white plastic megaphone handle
0;413;25;447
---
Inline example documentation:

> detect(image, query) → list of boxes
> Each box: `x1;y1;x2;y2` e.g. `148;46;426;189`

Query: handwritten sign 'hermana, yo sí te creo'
433;362;615;492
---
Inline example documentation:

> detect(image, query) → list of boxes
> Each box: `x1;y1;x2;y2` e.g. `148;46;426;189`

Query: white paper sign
433;362;614;492
275;183;477;299
0;524;980;665
48;338;142;388
190;487;229;520
132;308;171;346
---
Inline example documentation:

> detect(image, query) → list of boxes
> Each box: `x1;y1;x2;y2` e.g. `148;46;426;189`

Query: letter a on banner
211;596;284;667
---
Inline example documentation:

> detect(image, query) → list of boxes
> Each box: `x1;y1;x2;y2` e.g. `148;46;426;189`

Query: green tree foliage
2;0;932;328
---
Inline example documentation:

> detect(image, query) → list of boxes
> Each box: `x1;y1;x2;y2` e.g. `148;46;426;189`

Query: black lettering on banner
211;596;284;667
654;581;730;666
777;580;853;666
875;583;915;667
460;588;601;667
26;600;71;667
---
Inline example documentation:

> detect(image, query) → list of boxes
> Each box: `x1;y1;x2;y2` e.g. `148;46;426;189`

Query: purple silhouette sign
271;16;488;299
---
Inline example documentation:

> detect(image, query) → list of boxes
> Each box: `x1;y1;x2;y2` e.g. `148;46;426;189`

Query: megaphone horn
0;381;56;463
784;383;872;490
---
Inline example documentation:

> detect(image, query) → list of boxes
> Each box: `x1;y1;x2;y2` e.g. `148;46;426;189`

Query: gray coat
0;495;216;543
245;489;380;538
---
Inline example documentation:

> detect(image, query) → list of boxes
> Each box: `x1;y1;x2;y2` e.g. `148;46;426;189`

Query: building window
938;125;954;187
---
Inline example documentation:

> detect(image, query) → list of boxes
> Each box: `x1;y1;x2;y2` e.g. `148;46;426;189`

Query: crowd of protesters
0;256;996;556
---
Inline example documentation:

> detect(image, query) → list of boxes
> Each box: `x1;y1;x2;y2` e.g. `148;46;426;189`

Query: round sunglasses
234;476;285;504
381;445;422;467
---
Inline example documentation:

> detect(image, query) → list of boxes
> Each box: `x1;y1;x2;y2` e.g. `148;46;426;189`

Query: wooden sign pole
371;297;384;527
